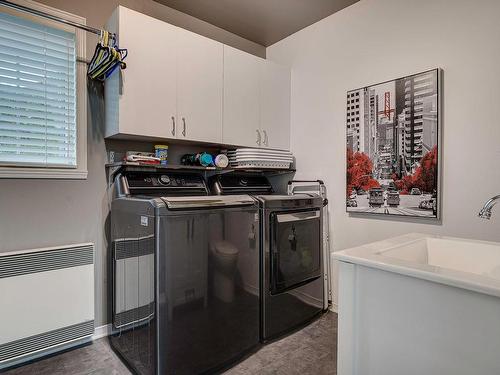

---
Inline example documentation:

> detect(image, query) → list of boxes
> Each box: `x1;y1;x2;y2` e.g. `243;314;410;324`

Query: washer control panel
125;172;207;195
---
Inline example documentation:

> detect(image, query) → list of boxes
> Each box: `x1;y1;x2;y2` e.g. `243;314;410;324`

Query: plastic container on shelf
214;154;229;168
154;145;169;165
181;152;214;167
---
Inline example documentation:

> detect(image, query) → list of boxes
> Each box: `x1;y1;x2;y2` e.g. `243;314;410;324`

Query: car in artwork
410;188;422;196
387;191;400;207
368;188;384;207
347;199;358;207
419;198;436;210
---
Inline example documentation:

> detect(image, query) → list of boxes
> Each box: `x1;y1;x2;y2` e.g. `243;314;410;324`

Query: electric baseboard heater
0;243;95;370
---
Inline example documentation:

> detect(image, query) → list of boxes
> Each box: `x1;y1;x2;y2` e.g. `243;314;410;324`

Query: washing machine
110;167;260;374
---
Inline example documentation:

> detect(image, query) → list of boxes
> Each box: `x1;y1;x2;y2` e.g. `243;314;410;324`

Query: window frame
0;0;87;179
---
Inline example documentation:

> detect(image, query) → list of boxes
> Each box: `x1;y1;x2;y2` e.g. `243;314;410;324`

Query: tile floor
225;312;337;375
3;312;337;375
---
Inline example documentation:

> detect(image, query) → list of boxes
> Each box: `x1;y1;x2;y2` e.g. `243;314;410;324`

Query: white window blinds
0;11;77;168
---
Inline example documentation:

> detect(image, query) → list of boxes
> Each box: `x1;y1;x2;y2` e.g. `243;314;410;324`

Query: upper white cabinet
223;47;291;150
105;7;177;139
105;7;222;144
260;61;291;150
177;30;223;143
223;45;261;148
105;6;290;150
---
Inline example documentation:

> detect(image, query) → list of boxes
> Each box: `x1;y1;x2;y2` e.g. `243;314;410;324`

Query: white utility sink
334;233;500;297
334;233;500;375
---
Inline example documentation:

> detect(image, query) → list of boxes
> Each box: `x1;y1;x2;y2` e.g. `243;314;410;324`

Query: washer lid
161;194;255;209
213;240;239;255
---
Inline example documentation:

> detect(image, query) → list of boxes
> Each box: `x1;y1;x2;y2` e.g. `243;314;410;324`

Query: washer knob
159;175;171;185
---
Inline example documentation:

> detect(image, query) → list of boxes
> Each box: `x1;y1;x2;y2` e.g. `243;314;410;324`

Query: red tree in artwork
413;146;438;193
392;146;438;193
346;149;380;196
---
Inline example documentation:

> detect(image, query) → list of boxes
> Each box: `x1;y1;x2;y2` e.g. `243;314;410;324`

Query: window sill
0;167;88;180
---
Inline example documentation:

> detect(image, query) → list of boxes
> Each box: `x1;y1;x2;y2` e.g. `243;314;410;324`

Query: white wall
266;0;500;306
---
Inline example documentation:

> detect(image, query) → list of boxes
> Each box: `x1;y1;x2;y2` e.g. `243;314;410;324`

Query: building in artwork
378;116;394;149
395;112;406;176
363;88;377;159
346;89;363;152
421;94;438;152
346;88;376;158
402;70;438;174
393;79;406;177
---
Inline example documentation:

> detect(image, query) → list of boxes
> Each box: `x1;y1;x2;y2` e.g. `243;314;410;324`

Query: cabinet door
223;46;262;147
111;7;177;138
260;61;291;150
177;29;223;143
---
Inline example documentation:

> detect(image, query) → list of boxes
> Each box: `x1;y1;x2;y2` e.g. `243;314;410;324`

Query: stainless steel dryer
110;168;260;375
210;174;326;342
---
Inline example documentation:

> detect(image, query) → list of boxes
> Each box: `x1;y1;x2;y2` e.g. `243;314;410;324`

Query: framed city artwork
346;68;441;218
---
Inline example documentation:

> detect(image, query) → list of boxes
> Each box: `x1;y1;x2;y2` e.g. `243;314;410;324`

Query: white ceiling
154;0;359;46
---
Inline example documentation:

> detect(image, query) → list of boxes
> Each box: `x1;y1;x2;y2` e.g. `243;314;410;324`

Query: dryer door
270;209;322;295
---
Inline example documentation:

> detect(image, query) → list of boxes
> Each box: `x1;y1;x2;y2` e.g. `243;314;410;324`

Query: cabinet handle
171;116;175;136
256;130;261;146
182;117;186;137
263;130;268;146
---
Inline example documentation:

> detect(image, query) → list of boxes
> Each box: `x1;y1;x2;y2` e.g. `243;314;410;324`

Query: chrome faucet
478;195;500;219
